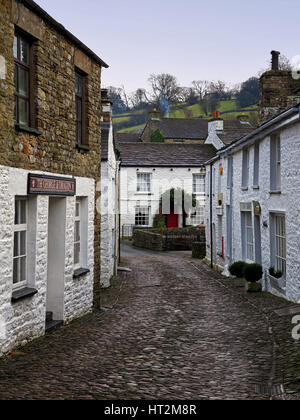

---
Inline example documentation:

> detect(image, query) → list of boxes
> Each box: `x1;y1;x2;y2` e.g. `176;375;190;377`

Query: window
190;206;204;226
135;206;150;226
75;70;88;146
193;174;205;194
74;200;81;268
227;156;233;188
14;32;31;127
272;214;286;275
241;211;254;261
242;148;250;188
253;143;260;187
137;173;151;193
270;135;281;191
13;198;27;288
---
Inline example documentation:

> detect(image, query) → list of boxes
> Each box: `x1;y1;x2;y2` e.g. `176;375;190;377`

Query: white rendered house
205;104;300;302
118;142;216;236
100;91;120;288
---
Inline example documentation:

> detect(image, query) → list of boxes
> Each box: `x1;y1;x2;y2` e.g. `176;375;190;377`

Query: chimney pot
271;50;280;71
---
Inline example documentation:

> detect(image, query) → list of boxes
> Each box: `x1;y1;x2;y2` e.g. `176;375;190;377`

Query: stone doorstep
274;305;300;317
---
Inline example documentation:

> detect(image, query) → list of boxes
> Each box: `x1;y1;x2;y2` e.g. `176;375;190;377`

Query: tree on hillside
148;73;181;106
130;88;152;110
191;80;210;101
236;77;259;108
107;86;129;114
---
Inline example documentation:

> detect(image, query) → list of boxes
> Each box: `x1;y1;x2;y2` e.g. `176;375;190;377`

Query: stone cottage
205;52;300;302
100;89;120;289
0;0;108;355
141;110;208;144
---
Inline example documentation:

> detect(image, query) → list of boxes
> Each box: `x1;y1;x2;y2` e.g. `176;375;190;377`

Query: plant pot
246;282;262;293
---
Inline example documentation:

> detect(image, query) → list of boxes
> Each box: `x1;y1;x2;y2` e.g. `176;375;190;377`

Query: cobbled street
1;245;300;400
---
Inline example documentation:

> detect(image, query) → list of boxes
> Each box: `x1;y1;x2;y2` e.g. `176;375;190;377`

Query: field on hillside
113;99;259;133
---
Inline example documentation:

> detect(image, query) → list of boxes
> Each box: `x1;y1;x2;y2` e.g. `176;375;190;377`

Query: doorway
46;198;66;327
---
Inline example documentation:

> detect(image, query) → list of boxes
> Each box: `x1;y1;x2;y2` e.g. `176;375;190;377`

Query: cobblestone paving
0;253;299;400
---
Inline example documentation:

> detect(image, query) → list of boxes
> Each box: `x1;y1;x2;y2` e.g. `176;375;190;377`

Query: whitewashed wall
0;166;95;355
120;166;206;231
100;125;120;289
206;120;300;303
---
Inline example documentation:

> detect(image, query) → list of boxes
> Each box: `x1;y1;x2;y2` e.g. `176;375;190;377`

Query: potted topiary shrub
229;261;248;287
244;264;263;292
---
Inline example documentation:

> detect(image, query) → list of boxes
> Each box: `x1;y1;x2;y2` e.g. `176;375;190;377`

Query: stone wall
133;227;205;252
259;71;300;122
0;0;103;305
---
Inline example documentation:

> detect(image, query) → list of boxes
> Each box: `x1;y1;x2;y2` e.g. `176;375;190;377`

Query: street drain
255;384;284;397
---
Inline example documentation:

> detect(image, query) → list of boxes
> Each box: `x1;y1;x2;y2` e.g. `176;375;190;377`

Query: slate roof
118;143;216;167
115;133;142;144
218;120;254;145
143;118;208;140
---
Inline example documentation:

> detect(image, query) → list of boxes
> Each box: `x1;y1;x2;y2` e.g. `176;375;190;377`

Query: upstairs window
227;156;233;188
253;142;260;187
242;148;250;189
270;135;281;192
13;198;27;289
193;174;205;194
75;70;88;146
137;173;151;193
14;33;31;127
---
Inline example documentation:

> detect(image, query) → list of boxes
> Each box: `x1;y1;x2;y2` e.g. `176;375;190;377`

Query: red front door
167;212;179;228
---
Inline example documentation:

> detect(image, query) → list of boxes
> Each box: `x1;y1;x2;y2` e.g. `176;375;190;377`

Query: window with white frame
13;198;27;288
190;206;204;226
135;206;150;226
242;148;250;188
193;174;205;194
271;214;286;275
270;135;281;191
241;211;254;262
137;173;151;193
74;200;81;268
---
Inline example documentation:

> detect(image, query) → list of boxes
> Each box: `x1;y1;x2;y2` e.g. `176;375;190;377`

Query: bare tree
148;73;181;104
191;80;210;101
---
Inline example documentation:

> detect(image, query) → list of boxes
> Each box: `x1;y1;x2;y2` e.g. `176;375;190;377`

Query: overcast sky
35;0;300;93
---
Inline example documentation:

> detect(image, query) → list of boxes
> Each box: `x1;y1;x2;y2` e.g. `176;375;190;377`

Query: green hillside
113;99;259;133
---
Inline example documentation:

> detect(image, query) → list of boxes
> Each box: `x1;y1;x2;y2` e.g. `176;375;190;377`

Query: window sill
270;190;281;195
73;268;90;279
252;186;260;190
15;124;42;136
76;144;90;153
135;193;153;196
241;187;249;191
11;287;38;303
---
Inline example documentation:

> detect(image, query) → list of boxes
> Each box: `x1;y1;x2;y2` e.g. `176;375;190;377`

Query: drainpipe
210;162;213;269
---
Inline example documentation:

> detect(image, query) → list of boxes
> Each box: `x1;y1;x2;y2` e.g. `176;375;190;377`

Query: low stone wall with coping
133;227;206;252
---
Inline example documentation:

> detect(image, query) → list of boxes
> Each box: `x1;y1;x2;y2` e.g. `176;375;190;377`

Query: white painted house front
100;90;120;288
118;143;216;236
205;105;300;303
0;166;95;356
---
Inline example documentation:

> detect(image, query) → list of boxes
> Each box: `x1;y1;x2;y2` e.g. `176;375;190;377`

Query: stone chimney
101;89;113;124
259;51;300;122
149;108;161;121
